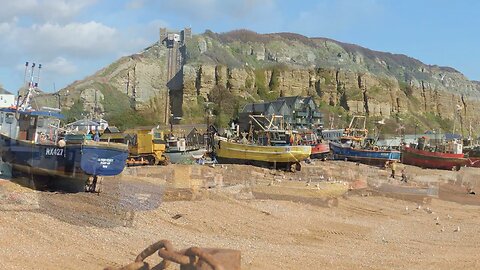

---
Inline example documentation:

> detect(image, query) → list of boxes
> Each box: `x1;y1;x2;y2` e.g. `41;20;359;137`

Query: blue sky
1;0;479;93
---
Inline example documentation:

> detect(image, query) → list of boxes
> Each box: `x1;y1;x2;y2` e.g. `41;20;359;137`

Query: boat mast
249;115;267;132
345;115;368;139
17;62;41;111
23;61;28;85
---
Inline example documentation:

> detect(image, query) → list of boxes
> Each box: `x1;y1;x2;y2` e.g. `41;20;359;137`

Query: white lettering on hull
45;148;64;156
98;158;113;169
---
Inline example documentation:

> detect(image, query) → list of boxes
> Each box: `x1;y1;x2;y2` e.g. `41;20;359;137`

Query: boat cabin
415;136;463;154
321;129;346;142
299;131;319;145
166;136;186;152
339;135;364;148
256;129;292;146
0;107;63;144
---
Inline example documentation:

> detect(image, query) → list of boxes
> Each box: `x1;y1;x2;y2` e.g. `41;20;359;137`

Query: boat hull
401;146;468;170
0;134;128;191
329;142;401;166
310;143;330;159
80;142;130;176
215;140;311;165
165;148;207;164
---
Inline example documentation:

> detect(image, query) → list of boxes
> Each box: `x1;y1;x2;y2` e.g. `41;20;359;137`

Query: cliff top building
159;27;191;47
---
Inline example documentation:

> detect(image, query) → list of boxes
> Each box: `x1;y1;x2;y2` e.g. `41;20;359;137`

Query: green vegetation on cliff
62;99;86;124
96;83;154;130
53;29;480;135
61;83;155;130
209;85;237;127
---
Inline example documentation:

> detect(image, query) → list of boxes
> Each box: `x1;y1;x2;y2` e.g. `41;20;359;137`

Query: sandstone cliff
48;29;480;133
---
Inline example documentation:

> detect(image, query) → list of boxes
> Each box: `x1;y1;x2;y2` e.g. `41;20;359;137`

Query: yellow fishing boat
212;115;311;170
215;138;311;163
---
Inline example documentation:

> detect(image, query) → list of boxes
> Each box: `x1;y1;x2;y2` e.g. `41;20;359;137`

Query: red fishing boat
299;131;330;159
401;137;468;170
311;143;330;159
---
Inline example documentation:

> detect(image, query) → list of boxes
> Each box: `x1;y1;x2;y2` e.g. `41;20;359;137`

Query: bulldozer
125;129;169;166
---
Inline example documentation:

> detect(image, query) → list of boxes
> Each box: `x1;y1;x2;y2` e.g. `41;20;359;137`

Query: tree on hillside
208;85;236;128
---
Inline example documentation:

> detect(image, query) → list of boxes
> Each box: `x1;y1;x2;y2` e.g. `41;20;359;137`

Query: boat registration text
45;148;64;156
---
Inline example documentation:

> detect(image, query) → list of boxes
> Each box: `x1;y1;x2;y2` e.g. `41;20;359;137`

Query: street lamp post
204;102;214;151
414;124;418;141
170;114;174;136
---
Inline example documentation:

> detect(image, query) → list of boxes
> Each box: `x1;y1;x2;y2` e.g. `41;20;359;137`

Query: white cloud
44;57;78;75
0;20;14;34
0;1;169;92
0;18;130;92
11;58;76;91
0;1;37;21
7;22;118;58
0;0;98;22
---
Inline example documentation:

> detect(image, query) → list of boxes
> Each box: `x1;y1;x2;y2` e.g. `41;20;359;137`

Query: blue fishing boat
329;141;401;165
0;62;128;192
329;116;400;166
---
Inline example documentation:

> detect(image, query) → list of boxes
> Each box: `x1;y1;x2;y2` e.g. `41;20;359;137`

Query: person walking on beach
401;168;408;183
390;161;396;179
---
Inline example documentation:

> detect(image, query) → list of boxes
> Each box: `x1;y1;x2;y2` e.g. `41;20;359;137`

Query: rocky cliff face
52;29;480;133
53;45;170;127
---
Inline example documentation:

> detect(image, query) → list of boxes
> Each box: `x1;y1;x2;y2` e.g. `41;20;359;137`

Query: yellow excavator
124;129;169;166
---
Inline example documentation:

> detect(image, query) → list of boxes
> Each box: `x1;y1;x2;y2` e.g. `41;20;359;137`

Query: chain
104;240;225;270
